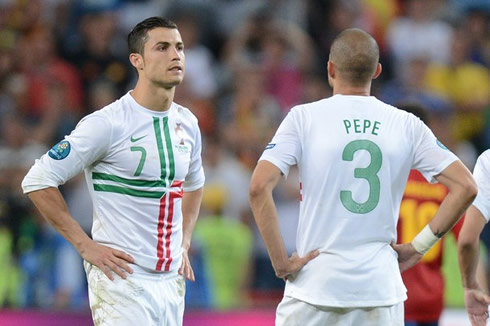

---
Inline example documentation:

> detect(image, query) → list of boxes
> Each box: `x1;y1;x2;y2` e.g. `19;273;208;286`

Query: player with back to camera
21;17;205;326
249;28;477;325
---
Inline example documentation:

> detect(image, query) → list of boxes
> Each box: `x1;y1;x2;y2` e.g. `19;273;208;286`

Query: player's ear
129;53;144;71
327;61;335;79
372;63;382;80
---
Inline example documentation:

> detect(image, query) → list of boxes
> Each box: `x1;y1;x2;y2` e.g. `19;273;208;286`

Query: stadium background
0;0;488;325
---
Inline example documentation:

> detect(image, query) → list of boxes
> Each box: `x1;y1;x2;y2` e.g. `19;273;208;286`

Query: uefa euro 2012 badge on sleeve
48;140;71;160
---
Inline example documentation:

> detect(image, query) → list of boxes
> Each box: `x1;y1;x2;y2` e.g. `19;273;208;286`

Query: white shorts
84;261;185;326
276;295;404;326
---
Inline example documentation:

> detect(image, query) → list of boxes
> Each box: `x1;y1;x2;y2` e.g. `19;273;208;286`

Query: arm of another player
393;160;477;271
249;160;319;280
27;187;134;281
458;205;490;326
180;187;203;281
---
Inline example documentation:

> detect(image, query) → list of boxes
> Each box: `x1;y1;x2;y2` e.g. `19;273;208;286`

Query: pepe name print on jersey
24;92;204;272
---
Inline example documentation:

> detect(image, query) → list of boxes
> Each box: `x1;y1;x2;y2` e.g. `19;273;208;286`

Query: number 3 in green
340;140;382;214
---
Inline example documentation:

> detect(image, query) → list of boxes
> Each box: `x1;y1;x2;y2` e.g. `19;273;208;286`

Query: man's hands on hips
275;250;320;280
391;242;423;272
79;239;134;281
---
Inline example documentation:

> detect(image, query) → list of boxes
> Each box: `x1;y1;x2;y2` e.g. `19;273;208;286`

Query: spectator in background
424;27;490;147
192;184;253;310
86;78;119;113
16;24;82;122
306;0;361;68
462;7;489;66
63;6;132;111
377;56;453;121
0;114;47;308
386;0;453;76
201;135;251;223
218;62;281;170
224;10;316;113
30;79;78;146
0;28;17;123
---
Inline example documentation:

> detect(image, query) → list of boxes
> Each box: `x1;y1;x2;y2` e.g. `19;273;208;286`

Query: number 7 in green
130;146;147;176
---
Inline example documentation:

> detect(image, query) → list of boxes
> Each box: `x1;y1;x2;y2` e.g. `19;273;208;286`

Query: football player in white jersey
458;150;490;326
249;28;477;325
21;17;204;326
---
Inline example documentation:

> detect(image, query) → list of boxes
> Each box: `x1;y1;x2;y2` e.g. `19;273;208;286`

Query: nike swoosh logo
130;135;147;142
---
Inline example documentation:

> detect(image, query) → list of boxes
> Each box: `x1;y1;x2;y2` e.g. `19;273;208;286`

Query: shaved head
329;28;379;86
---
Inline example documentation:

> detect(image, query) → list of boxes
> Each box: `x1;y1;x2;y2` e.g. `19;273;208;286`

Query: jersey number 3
340;140;382;214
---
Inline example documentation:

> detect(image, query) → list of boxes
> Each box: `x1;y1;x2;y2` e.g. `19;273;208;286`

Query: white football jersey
472;150;490;222
22;92;205;272
260;94;458;307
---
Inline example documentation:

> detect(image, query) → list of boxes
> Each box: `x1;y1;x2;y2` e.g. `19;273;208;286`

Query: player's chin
167;75;184;86
157;78;183;88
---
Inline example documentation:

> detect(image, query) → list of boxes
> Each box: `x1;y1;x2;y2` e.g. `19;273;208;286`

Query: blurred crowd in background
0;0;488;313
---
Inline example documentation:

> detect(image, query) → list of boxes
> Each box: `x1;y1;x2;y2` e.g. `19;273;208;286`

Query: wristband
411;225;440;255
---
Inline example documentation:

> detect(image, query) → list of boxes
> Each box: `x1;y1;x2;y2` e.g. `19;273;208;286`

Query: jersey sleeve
22;112;112;193
410;116;458;183
258;107;302;178
472;151;490;222
183;122;205;192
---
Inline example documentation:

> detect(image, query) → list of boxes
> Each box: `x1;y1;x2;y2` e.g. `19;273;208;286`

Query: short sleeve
183;122;205;192
258;107;302;178
472;151;490;222
22;112;112;193
410;116;458;183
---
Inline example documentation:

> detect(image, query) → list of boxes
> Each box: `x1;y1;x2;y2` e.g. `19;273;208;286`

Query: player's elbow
458;233;479;256
451;175;478;207
249;180;264;201
461;178;478;204
249;177;270;203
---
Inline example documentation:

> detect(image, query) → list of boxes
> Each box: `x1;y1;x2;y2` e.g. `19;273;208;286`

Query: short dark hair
128;17;177;55
329;28;379;86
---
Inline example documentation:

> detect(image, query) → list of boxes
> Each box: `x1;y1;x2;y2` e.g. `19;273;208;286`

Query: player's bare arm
180;187;203;282
429;160;477;237
249;160;319;279
27;187;134;281
393;160;477;272
458;205;490;326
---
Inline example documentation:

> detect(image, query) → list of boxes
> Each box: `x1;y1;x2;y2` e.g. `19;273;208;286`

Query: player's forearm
249;187;289;276
27;187;92;252
458;206;488;289
459;237;480;289
428;189;475;238
181;187;203;251
430;161;477;237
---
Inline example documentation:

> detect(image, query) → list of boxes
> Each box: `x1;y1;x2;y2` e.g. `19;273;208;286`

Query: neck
332;81;372;96
131;80;175;112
